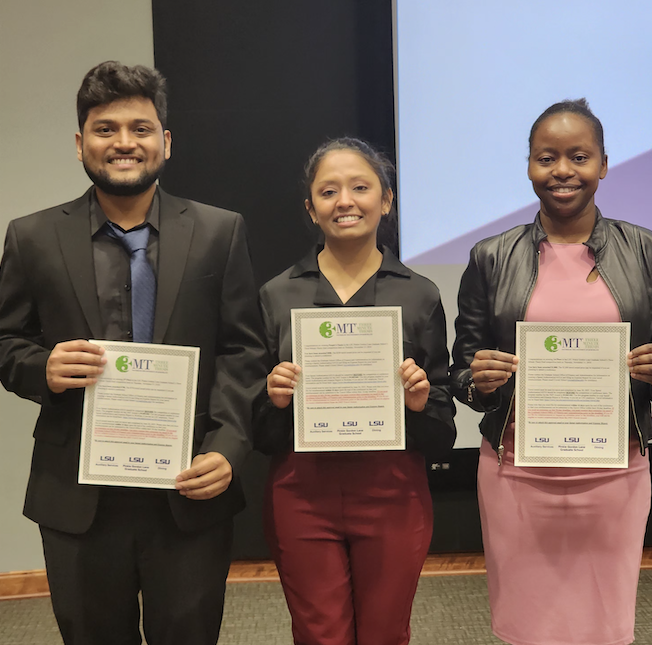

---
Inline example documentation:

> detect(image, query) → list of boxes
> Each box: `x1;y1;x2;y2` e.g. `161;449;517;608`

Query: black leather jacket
451;209;652;457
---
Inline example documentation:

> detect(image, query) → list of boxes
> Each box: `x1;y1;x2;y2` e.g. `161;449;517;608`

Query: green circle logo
319;322;333;338
544;336;559;352
115;356;130;372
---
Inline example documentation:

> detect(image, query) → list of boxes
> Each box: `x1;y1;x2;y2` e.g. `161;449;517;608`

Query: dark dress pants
40;489;233;645
265;451;433;645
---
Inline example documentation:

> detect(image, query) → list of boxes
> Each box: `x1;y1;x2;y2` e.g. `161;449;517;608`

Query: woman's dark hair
77;61;168;131
529;98;605;159
304;137;398;253
304;137;394;204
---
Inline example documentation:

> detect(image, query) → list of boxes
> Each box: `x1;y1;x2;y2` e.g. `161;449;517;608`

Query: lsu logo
319;322;334;338
544;336;559;352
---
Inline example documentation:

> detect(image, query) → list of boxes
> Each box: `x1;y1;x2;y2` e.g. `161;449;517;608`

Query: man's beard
83;159;165;197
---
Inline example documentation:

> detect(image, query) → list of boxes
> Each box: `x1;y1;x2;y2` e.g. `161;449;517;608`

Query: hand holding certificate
628;343;652;384
174;451;233;500
291;306;405;452
515;322;630;468
79;341;199;489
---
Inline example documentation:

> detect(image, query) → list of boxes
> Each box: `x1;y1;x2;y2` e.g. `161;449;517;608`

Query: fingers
399;358;428;392
628;344;652;360
179;474;231;500
474;376;511;394
46;340;107;393
472;349;519;372
628;344;652;383
399;358;430;412
268;362;300;392
267;362;301;409
175;452;233;500
177;452;223;480
471;349;518;395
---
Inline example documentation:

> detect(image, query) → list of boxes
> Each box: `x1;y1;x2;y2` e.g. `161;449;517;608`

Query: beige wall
0;0;154;572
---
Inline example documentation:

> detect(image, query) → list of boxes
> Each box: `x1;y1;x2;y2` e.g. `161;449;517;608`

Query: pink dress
478;242;651;645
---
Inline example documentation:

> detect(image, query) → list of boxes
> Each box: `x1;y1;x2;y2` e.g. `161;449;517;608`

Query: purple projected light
407;150;652;266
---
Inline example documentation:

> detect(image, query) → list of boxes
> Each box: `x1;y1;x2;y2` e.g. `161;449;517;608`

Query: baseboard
3;548;651;601
0;562;282;601
0;569;49;601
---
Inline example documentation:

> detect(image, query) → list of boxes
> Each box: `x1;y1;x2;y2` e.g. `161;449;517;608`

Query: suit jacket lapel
56;190;103;338
153;190;193;343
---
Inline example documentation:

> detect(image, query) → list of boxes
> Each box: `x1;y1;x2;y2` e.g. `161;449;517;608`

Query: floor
2;569;652;644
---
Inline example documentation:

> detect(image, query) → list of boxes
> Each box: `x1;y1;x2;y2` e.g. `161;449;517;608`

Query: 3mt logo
544;336;559;353
319;322;333;338
116;355;130;372
115;356;155;372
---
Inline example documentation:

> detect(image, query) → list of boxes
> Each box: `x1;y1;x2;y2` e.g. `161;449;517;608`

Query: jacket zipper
628;390;644;455
593;257;645;454
496;249;541;465
497;390;515;466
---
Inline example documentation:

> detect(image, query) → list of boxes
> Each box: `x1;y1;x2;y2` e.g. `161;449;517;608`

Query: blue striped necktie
108;223;156;343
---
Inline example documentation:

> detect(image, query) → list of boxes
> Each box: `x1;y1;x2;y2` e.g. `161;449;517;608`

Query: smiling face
306;149;393;247
528;112;607;225
75;97;171;197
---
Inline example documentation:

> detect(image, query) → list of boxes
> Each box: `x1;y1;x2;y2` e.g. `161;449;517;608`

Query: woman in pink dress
451;99;652;645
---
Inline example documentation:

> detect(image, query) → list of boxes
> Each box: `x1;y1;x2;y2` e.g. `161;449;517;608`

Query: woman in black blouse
256;138;455;645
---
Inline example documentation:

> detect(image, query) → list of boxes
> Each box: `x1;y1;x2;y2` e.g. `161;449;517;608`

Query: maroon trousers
264;451;433;645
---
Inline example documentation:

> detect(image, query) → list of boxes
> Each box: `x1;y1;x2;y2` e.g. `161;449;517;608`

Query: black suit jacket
0;188;268;534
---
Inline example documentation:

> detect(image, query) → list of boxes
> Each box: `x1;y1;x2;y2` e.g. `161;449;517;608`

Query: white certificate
79;341;199;488
291;306;405;452
515;322;630;468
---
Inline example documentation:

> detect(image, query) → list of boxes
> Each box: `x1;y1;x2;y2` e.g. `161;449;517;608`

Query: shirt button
125;284;131;292
127;331;133;338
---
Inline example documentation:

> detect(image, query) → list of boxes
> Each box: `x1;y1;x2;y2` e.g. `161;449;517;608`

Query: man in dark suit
0;61;267;644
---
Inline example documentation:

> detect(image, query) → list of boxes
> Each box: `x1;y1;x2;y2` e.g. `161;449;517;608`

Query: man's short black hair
77;61;168;131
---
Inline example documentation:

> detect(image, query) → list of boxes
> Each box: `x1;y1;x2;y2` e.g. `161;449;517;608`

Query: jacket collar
289;244;411;279
151;188;193;343
531;206;608;253
57;187;193;343
58;189;102;338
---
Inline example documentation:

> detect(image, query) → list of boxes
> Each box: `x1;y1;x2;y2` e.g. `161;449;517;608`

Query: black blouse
254;245;456;461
